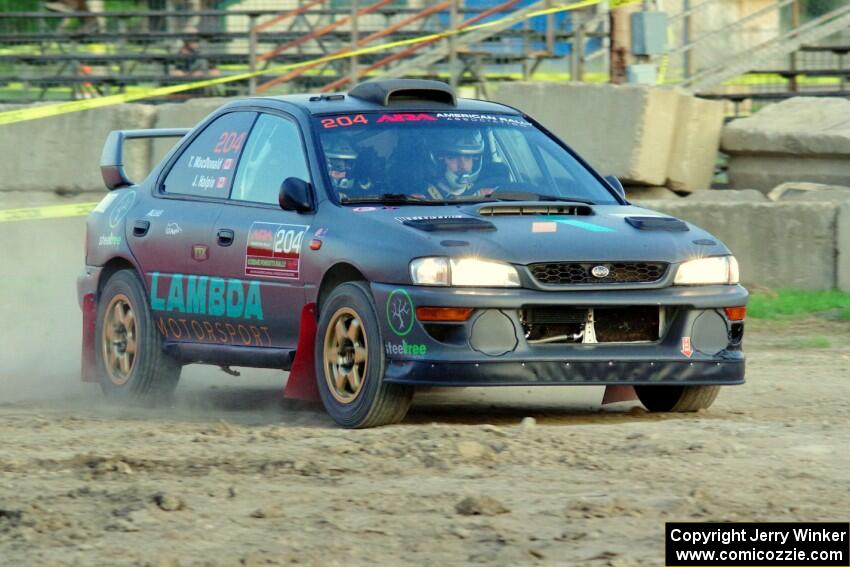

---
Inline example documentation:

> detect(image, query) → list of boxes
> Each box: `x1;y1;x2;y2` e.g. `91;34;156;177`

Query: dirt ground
1;318;848;566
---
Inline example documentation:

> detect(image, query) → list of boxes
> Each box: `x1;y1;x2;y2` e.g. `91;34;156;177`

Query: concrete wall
641;201;843;290
668;96;725;192
488;82;723;192
839;203;850;293
722;97;850;192
0;104;156;194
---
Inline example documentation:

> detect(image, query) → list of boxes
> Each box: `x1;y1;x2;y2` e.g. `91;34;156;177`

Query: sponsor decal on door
245;222;308;279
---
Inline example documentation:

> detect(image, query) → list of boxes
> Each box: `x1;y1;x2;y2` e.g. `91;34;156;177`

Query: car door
207;112;315;350
130;111;258;345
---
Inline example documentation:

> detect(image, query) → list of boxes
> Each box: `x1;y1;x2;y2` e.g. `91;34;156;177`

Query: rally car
78;79;747;428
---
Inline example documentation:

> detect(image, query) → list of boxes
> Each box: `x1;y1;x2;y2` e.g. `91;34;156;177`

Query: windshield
313;111;618;205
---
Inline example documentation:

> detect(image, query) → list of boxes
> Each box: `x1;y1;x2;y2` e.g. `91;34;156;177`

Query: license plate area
521;306;662;345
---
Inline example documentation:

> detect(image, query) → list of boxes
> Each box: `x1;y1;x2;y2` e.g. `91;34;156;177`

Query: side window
230;114;311;205
162;112;256;198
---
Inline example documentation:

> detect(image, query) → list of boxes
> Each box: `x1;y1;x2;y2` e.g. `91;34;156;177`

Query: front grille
529;262;668;285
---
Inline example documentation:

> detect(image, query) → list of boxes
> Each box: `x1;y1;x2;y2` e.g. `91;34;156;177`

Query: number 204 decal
245;222;309;279
321;115;368;129
214;131;247;154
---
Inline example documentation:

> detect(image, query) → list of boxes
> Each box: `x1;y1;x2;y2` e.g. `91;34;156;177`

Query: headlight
674;256;739;285
410;257;520;287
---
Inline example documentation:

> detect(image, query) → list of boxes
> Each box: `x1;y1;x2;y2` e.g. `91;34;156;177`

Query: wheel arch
316;262;368;314
97;256;141;299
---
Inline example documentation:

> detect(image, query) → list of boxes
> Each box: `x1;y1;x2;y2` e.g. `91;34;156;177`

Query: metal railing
0;3;600;101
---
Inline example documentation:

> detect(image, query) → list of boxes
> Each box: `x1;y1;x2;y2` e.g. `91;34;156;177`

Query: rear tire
634;385;720;412
315;282;413;428
95;270;181;405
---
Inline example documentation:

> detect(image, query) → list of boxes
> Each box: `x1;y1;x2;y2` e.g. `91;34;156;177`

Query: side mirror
604;175;627;200
279;177;314;212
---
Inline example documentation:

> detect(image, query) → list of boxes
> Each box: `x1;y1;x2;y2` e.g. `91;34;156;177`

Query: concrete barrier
667;95;725;192
839;203;850;292
641;201;842;290
684;189;768;202
768;182;850;203
489;82;677;186
722;97;850;192
487;82;723;192
0;104;156;194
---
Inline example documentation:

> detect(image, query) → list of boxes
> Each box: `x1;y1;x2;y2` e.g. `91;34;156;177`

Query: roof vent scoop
348;79;456;107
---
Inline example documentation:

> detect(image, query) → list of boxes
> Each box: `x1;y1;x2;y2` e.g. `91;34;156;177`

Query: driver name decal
245;222;309;279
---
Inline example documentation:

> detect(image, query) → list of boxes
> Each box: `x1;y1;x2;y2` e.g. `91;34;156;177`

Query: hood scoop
478;203;593;217
625;216;689;231
402;217;496;232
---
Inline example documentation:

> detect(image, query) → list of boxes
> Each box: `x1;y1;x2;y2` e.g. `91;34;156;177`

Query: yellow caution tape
0;0;640;127
0;202;99;223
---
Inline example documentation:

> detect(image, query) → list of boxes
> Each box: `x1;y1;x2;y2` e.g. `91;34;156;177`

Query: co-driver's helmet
324;137;358;190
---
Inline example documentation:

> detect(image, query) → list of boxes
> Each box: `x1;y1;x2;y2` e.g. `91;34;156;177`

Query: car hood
345;203;730;265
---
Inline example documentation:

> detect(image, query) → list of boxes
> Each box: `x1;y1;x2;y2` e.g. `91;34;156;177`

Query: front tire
634;384;720;412
95;270;181;404
315;282;413;428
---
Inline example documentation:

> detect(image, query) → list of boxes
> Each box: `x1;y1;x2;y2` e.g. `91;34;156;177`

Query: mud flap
602;385;638;404
283;303;321;401
81;293;98;383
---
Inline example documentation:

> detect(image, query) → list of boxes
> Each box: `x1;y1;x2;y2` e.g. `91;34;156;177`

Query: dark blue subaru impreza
78;79;747;427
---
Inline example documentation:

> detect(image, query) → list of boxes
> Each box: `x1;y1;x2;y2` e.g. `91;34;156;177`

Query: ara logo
386;289;414;337
376;113;437;123
150;273;263;321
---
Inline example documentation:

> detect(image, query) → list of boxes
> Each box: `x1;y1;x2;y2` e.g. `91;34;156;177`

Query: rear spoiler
100;128;190;190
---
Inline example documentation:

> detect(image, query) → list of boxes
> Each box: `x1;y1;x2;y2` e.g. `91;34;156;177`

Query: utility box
631;11;668;56
626;64;658;84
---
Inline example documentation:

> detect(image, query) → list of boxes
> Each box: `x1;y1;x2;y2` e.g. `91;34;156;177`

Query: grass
798;336;832;349
747;290;850;320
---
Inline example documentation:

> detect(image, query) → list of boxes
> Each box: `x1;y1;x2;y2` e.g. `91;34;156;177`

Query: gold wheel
101;293;137;386
322;307;369;404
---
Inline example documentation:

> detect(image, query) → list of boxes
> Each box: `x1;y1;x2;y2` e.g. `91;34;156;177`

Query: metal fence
0;0;610;102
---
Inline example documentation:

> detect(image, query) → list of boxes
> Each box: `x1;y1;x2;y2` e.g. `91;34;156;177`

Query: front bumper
372;283;747;387
385;359;744;386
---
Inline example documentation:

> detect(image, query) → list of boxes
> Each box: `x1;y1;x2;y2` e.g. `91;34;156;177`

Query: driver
425;129;493;200
324;137;372;199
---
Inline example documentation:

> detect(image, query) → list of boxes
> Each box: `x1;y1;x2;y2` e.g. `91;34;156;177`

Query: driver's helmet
324;137;358;190
430;129;485;194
